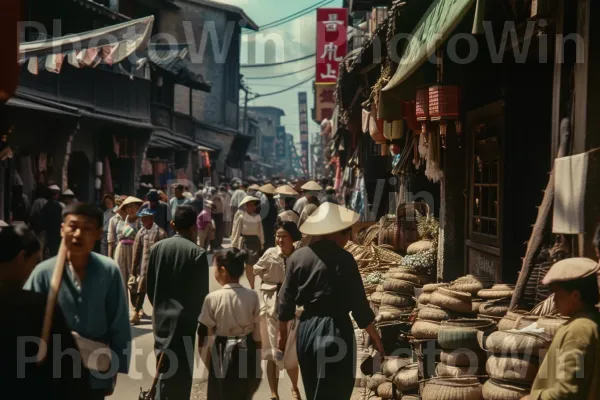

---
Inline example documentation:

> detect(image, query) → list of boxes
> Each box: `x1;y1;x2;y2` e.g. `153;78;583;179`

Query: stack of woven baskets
480;329;550;399
422;377;484;400
366;358;413;399
372;267;424;324
477;284;515;322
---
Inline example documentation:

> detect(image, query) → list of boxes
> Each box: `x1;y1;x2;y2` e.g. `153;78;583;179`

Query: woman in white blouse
231;196;264;290
253;219;303;400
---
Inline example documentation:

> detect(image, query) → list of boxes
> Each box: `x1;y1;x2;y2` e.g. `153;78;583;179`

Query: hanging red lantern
429;85;461;148
415;87;429;135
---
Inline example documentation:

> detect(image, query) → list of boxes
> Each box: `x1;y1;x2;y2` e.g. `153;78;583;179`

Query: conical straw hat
248;184;261;191
278;210;300;225
275;184;298;196
259;183;277;195
239;196;260;208
301;181;323;191
299;202;359;236
118;196;143;211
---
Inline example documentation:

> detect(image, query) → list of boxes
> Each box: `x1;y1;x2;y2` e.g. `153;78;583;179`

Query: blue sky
215;0;344;144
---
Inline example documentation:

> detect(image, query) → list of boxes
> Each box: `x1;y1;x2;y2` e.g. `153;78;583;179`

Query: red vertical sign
316;8;348;84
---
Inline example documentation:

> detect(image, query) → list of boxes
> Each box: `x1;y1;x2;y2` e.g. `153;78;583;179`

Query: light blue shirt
24;253;132;391
168;197;190;221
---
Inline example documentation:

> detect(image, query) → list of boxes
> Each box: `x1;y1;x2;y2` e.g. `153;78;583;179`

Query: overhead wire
241;53;316;68
244;0;335;33
244;65;315;79
249;74;316;99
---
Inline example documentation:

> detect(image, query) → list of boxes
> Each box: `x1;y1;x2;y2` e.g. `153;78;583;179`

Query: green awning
383;0;475;92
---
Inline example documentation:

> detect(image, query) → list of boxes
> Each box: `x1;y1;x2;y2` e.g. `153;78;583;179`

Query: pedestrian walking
101;194;116;256
0;223;92;399
106;196;125;258
278;209;300;225
231;182;248;210
526;257;600;400
130;208;167;325
168;183;191;223
140;189;169;232
231;196;264;290
254;219;303;400
198;248;262;400
197;200;215;251
41;184;63;258
211;188;225;250
293;181;323;216
278;202;385;400
259;183;278;249
147;205;209;400
24;203;132;400
111;196;143;304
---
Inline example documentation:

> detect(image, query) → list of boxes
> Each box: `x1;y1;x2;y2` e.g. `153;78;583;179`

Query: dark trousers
211;213;224;249
133;291;146;313
155;335;195;400
297;315;356;400
89;389;107;400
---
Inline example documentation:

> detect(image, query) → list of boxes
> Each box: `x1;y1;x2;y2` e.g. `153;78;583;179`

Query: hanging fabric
103;156;114;194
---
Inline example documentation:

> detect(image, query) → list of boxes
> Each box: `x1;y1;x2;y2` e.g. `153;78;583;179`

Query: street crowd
1;177;600;400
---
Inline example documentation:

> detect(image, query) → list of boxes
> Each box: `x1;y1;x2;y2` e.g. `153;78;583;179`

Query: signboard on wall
275;126;286;162
298;92;309;175
316;8;348;84
315;83;336;122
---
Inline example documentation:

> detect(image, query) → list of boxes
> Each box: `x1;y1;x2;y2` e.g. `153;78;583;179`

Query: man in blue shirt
24;203;132;399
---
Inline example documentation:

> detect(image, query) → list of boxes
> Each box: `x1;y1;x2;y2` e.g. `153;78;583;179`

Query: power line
241;53;315;68
245;65;315;80
244;0;335;33
249;75;315;100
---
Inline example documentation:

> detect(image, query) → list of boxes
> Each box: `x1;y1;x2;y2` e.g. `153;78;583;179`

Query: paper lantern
429;85;461;148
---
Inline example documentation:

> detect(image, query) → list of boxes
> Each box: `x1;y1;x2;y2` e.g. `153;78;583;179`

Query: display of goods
407;239;434;254
345;242;405;281
482;379;530;400
422;377;482;400
392;363;419;392
479;299;510;317
486;355;539;383
423;282;449;293
536;315;569;339
376;284;385;292
471;298;485;314
418;292;432;305
448;275;484;295
497;311;538;331
477;314;502;324
435;362;483;378
367;373;388;391
383;278;421;295
377;381;401;399
430;288;472;313
381;292;414;308
376;309;411;323
401;248;437;274
480;330;550;356
418;305;455;321
411;319;441;339
438;319;496;350
401;396;419;400
477;284;515;299
440;349;487;368
383;357;412;377
383;271;422;284
371;292;383;304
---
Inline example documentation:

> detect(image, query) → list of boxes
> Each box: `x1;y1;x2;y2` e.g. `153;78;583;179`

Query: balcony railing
152;103;195;140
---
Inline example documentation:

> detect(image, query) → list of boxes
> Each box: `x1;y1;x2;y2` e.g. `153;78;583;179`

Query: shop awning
383;0;475;92
6;95;80;117
150;130;201;149
148;43;211;92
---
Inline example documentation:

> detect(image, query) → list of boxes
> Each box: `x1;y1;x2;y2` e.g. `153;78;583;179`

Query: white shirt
293;196;308;214
231;211;265;248
199;283;261;340
230;189;246;208
253;246;287;290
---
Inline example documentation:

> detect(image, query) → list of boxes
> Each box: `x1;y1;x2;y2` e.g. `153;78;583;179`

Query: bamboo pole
37;238;67;365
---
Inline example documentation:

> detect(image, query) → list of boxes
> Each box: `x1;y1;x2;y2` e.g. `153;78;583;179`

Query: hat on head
48;184;60;192
299;202;359;236
63;189;75;196
326;186;334;192
542;257;600;285
248;184;261;191
275;184;298;197
301;181;323;192
147;189;159;202
239;196;260;208
278;210;300;225
259;183;277;195
119;196;143;211
137;208;156;218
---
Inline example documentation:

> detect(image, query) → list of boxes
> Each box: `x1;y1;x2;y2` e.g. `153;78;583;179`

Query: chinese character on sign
320;42;343;62
322;13;343;32
320;63;338;80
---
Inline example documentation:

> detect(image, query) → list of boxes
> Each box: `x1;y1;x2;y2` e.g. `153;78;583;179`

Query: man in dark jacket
147;205;209;400
139;189;169;232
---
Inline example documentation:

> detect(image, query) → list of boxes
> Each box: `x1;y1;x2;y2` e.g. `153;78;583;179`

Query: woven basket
479;298;510;317
381;292;414;308
377;381;401;399
430;288;472;313
486;355;539;383
423;283;449;293
537;315;569;339
497;311;538;331
471;298;485;315
418;305;455;321
435;362;483;378
422;377;482;400
448;282;483;296
366;373;388;391
371;292;383;304
412;319;441;339
482;379;530;400
391;363;419;392
440;349;487;368
407;239;434;255
418;292;432;305
481;330;550;356
383;278;421;295
384;271;422;284
376;284;385;292
477;284;515;299
383;357;412;378
438;319;497;350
